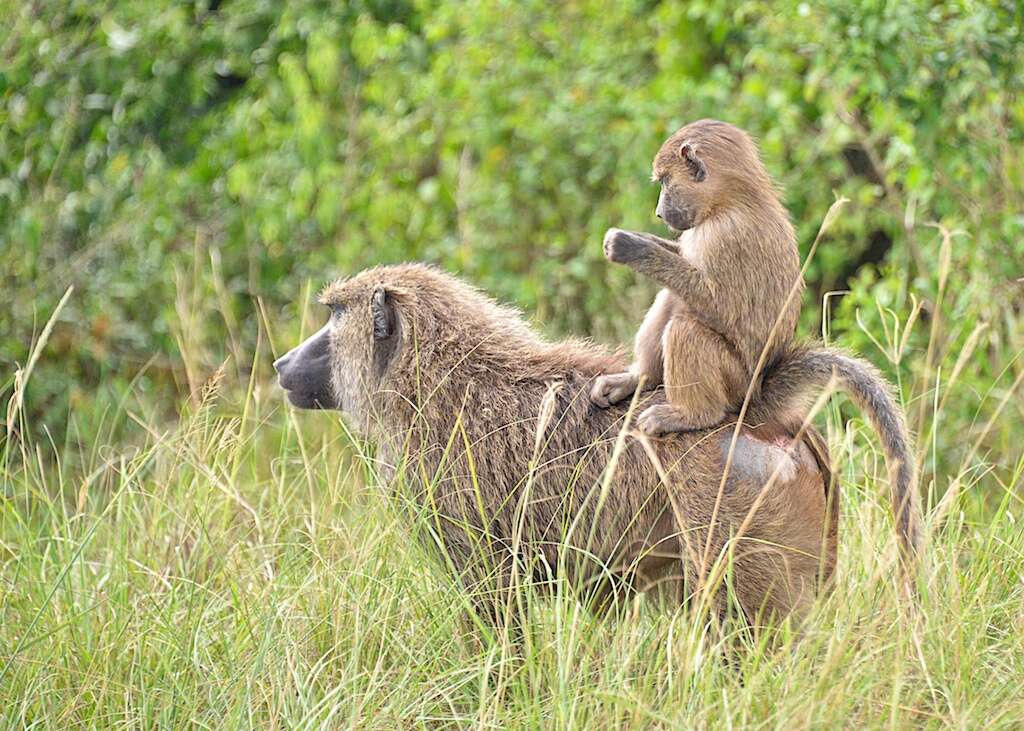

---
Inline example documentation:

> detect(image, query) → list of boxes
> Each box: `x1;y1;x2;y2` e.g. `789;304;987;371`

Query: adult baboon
275;264;837;627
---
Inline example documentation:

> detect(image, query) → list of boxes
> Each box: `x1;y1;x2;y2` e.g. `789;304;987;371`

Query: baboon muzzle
274;324;339;410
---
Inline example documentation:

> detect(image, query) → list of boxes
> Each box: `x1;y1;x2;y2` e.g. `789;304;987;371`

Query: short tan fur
591;120;921;564
592;119;802;435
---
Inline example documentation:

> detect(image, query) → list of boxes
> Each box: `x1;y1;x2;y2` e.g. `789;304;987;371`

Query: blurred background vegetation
2;0;1022;495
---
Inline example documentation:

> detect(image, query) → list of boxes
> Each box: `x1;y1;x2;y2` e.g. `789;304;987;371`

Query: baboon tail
749;344;922;564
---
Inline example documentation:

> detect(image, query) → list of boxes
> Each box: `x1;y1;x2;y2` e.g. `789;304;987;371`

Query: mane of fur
325;263;832;623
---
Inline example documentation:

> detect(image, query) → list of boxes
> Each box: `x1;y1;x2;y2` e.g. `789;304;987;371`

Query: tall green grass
3;274;1023;730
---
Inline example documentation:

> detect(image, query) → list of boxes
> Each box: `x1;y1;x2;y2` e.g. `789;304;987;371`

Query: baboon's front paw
636;404;689;437
590;373;639;408
603;228;648;265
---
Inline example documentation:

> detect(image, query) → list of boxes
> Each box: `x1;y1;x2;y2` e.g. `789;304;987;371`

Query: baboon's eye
327;302;346;317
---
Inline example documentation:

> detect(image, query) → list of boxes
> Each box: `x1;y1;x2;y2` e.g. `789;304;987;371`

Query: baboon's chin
284;390;337;410
664;215;692;234
658;212;688;234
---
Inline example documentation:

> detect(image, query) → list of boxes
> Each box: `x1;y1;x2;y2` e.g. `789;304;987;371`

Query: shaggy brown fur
592;119;803;436
275;264;839;628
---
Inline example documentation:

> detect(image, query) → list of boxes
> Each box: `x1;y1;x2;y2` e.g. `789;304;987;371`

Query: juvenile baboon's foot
590;372;640;408
636;404;724;436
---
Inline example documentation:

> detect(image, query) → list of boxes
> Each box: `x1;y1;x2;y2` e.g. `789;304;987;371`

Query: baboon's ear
370;286;396;340
679;143;707;182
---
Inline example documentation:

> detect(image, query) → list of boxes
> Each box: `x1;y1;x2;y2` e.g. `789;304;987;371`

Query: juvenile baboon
592;119;920;562
592;119;802;435
275;263;838;628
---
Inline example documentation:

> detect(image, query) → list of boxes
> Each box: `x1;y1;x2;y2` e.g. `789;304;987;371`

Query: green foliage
3;0;1023;427
5;0;1022;492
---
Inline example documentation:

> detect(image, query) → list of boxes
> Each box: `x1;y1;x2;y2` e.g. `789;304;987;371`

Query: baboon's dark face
654;179;697;233
652;120;760;233
652;140;708;233
273;324;339;410
275;278;403;424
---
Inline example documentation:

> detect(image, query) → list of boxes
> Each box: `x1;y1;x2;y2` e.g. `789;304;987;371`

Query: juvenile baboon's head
651;119;775;232
274;264;540;431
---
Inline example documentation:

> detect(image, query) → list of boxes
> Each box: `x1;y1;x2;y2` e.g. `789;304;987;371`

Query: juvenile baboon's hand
590;372;640;408
603;228;651;265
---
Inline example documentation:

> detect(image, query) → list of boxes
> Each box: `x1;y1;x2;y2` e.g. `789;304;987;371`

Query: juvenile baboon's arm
603;228;729;335
650;236;683;255
631;289;673;384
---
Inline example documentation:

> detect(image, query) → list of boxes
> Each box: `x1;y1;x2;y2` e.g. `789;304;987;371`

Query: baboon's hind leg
638;318;745;435
637;403;726;435
591;290;674;407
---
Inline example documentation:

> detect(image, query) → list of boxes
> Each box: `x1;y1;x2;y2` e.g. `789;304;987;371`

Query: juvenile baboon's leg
637;318;746;435
591;290;673;407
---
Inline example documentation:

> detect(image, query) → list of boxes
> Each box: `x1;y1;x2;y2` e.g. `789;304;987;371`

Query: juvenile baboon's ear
679;143;707;182
370;286;396;340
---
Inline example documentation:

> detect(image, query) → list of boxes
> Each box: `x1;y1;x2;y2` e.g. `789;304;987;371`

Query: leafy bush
2;0;1022;481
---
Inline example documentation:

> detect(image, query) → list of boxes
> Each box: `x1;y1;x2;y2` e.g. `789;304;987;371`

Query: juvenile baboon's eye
327;302;346;317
